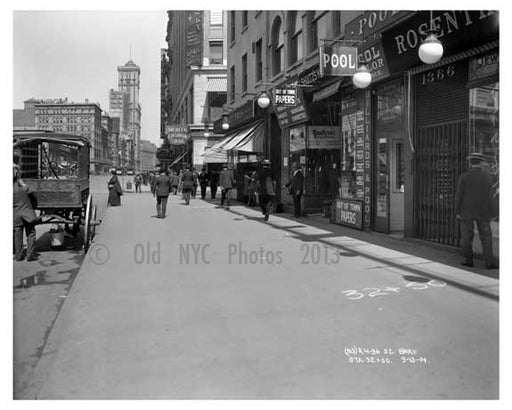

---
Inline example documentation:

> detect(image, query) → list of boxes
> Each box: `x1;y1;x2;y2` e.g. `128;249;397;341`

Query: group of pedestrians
13;153;499;270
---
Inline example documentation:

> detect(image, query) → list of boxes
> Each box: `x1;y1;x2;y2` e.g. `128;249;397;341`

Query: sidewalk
220;199;499;300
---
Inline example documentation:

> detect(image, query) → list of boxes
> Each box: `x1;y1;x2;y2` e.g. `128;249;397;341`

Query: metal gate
414;120;469;246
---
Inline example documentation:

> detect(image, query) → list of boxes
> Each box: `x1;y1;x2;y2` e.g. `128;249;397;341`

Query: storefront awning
312;80;342;102
231;122;264;153
201;120;263;159
206;77;227;92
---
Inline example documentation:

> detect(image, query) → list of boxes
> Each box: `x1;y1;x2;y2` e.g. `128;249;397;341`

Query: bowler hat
467;152;488;162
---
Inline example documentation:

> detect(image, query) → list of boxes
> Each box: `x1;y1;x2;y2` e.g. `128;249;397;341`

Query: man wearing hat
256;159;276;221
13;164;38;261
455;153;498;269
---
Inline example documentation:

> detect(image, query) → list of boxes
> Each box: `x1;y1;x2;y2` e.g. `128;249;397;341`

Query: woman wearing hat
455;152;498;269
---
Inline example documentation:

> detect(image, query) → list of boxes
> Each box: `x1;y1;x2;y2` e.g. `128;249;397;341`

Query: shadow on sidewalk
197;198;499;301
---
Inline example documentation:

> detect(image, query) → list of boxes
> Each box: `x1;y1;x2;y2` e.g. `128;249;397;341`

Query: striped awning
206;77;227;92
408;40;498;75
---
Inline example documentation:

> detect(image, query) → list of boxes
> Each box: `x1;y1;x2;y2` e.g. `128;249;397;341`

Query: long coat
108;175;123;206
455;167;495;220
13;183;37;227
286;169;304;196
152;174;172;196
181;170;196;191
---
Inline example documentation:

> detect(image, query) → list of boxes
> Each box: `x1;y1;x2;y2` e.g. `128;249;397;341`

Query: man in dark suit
284;162;304;218
151;170;172;218
13;164;38;261
219;164;236;209
455;153;498;269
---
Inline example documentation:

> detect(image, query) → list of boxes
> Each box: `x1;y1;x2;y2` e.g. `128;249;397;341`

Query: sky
13;10;168;145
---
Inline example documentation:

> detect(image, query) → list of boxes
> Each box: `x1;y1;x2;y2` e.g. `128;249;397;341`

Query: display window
469;81;499;218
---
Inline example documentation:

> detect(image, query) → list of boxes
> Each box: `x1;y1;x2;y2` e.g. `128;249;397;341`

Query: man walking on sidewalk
219;164;236;209
256;159;276;221
284;162;304;218
151;170;172;218
455;152;498;269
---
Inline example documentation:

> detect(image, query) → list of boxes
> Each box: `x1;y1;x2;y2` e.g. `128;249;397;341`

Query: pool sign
320;45;358;77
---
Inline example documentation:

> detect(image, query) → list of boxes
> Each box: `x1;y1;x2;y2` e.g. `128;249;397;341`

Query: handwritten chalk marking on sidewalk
341;280;447;301
344;346;430;364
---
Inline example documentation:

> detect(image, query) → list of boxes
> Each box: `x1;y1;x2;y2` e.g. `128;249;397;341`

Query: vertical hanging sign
186;11;203;67
363;90;372;228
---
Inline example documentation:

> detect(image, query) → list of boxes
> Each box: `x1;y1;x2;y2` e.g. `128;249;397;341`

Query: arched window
289;11;303;65
271;16;284;76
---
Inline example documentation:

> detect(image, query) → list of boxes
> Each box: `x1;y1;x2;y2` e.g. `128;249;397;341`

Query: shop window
393;141;404;192
469;81;499;217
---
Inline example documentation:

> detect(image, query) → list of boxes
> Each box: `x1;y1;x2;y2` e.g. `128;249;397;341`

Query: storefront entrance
373;79;405;233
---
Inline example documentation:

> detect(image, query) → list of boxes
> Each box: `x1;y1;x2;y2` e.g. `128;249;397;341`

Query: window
242;11;248;29
242;53;248;92
209;40;223;64
271;17;284;76
255;39;263;82
332;11;341;36
289;11;303;65
210;10;223;25
307;12;318;54
230;66;236;101
230;11;236;43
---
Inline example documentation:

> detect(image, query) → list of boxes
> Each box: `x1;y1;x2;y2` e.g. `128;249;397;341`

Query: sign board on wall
358;40;390;83
166;125;188;145
345;11;412;40
319;45;358;77
307;126;341;150
186;11;203;67
381;10;498;74
289;125;306;152
334;199;364;229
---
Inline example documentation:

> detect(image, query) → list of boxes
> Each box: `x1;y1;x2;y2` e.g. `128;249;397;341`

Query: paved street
19;188;498;399
13;175;138;398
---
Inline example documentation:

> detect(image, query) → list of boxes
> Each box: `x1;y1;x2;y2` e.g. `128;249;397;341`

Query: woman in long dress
107;170;123;206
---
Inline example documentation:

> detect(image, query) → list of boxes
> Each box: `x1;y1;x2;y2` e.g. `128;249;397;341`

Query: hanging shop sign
358;40;390;83
166;125;188;145
319;45;358;77
333;198;364;229
345;10;412;41
298;63;322;87
273;86;297;106
381;10;499;74
186;11;204;67
273;76;310;128
307;126;341;150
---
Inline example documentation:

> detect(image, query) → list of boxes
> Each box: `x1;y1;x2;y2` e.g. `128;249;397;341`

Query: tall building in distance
109;89;130;133
163;10;228;169
117;59;142;171
33;98;106;173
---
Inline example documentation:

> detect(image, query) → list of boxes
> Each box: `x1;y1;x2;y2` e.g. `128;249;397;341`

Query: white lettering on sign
323;53;357;69
394;10;497;55
274;95;296;105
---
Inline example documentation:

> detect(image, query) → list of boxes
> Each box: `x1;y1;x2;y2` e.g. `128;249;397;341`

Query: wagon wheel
83;194;94;252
